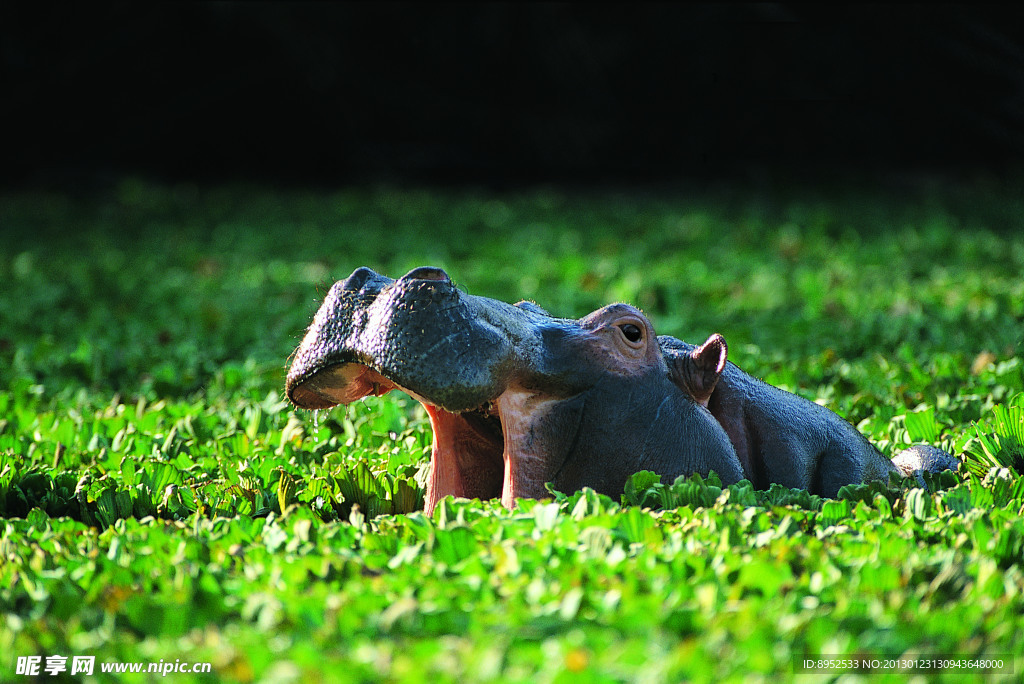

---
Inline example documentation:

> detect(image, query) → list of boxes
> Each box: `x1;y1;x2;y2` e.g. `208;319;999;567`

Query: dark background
5;2;1024;189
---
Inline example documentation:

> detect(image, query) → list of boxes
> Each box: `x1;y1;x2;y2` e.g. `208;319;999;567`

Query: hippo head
286;266;739;511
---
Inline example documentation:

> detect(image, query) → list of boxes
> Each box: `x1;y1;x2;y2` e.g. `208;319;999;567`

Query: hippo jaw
292;358;520;507
285;266;574;511
289;360;579;511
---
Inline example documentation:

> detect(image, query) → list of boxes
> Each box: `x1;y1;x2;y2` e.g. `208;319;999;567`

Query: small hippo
660;335;957;495
286;266;956;511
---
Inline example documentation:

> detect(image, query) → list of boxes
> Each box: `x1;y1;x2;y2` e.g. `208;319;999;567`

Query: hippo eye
619;323;643;343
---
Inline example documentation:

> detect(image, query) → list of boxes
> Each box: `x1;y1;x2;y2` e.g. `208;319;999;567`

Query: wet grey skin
660;338;959;495
286;266;958;512
285;266;743;512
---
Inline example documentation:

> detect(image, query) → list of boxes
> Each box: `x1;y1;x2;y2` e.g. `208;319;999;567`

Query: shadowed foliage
1;181;1022;681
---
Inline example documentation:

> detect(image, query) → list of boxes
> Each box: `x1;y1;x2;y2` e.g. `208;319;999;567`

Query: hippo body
660;337;908;497
286;266;955;511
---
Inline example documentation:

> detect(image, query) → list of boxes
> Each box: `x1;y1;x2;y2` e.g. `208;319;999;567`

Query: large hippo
286;266;956;511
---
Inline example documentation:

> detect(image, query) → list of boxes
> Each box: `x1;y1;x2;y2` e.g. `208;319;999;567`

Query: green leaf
277;469;297;514
904;488;933;521
962;393;1024;478
432;525;478;565
26;507;49;530
114;489;133;519
819;499;851;526
993;520;1024;569
120;457;137;487
390;478;421;515
94;485;119;527
621;470;662;507
141;462;183;494
533;502;561;532
335;460;387;516
366;494;390;518
904;407;940;443
616;507;654;544
131;483;156;518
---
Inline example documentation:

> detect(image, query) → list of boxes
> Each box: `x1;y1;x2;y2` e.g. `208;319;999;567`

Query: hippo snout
286;265;520;413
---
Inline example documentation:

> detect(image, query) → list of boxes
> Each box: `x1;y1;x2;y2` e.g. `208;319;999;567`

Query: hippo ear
667;333;727;407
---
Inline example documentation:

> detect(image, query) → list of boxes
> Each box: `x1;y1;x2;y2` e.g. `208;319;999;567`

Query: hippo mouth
289;360;564;512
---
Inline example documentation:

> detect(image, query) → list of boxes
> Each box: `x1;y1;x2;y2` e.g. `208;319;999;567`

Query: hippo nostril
404;266;450;282
342;267;379;291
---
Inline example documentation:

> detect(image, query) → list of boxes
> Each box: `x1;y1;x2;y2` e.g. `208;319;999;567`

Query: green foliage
621;470;832;512
905;405;941;443
961;393;1024;478
2;180;1023;681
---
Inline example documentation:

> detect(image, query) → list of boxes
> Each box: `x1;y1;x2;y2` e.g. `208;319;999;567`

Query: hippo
286;266;956;512
660;336;957;495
